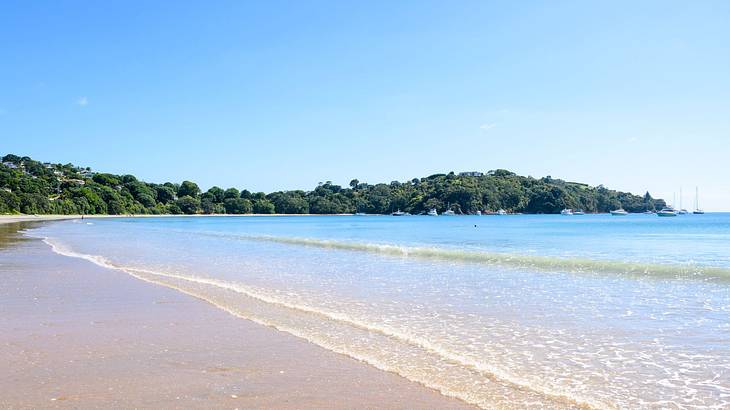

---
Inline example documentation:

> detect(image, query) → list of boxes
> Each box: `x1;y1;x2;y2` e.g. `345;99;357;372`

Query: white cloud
76;96;89;106
480;123;496;131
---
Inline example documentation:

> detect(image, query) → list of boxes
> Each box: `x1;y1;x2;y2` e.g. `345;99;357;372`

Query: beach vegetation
0;154;665;215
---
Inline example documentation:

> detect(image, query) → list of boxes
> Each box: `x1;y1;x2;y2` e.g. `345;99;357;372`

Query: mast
680;187;683;210
695;186;699;210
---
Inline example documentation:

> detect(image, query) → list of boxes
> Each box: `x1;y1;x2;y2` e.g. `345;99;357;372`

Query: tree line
0;154;665;215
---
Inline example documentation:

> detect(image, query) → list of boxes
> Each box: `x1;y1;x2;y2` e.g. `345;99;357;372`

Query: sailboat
678;187;689;214
443;203;456;216
693;186;705;214
427;208;438;216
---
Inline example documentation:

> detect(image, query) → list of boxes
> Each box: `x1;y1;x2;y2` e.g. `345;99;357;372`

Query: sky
1;1;729;210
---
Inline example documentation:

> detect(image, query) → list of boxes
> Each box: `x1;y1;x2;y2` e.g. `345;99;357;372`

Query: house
458;171;484;177
2;161;18;169
65;179;86;185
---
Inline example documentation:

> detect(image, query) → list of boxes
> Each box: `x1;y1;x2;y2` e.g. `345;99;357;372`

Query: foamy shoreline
0;221;473;409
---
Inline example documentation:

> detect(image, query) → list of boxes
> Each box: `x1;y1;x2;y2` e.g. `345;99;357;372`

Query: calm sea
28;214;730;409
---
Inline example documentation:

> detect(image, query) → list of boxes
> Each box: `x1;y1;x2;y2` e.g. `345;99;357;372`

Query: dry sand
0;221;474;409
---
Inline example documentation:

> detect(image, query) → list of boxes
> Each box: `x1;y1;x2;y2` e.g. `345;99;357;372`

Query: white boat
677;187;688;214
475;210;482;216
427;208;438;216
496;209;507;215
354;212;367;216
443;209;456;216
610;209;629;216
560;209;573;215
657;207;677;217
573;209;585;215
391;210;406;216
693;186;705;214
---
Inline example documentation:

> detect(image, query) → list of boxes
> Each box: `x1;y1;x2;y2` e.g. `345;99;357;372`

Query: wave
188;231;730;281
39;235;601;410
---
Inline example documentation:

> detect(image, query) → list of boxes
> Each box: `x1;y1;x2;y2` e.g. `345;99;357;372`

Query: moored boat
391;210;406;216
560;209;573;215
610;209;629;216
443;209;456;216
427;208;438;216
693;187;705;214
496;209;507;215
657;207;677;217
573;209;585;215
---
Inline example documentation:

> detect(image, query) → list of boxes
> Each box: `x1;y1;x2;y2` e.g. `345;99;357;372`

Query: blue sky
1;1;729;210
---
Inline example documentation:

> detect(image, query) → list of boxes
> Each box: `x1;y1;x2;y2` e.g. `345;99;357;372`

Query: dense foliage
0;154;664;215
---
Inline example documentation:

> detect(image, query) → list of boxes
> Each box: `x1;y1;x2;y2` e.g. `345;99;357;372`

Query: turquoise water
28;214;730;409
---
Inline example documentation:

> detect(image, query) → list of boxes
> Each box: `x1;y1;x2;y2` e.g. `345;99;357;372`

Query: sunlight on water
28;215;730;409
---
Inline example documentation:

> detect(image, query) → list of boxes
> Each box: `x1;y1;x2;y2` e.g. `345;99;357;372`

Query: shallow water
28;214;730;409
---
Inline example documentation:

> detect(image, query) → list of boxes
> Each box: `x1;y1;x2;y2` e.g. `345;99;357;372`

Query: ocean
27;214;730;409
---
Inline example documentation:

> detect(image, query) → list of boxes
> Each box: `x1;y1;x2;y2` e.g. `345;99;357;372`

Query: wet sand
0;222;474;409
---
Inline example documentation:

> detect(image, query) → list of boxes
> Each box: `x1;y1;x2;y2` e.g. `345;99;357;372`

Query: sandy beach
0;221;473;409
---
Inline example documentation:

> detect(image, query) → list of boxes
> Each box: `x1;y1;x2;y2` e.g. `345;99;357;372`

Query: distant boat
354;212;367;216
427;208;438;216
391;210;406;216
443;209;456;216
496;209;507;215
475;210;482;216
678;187;688;214
560;209;573;215
610;209;629;216
693;186;705;214
573;209;585;215
657;207;677;217
643;210;654;215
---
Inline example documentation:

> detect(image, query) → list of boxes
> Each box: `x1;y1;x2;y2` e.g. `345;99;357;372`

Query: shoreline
0;221;474;409
0;213;359;225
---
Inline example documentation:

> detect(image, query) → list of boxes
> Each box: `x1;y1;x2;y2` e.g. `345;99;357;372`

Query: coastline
0;221;473;409
0;214;361;225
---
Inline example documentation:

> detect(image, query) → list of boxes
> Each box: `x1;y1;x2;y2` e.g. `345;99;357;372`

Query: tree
224;198;252;214
224;187;240;200
155;186;176;204
252;199;275;214
177;181;200;198
176;196;200;214
93;173;120;186
201;198;224;214
204;186;225;203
